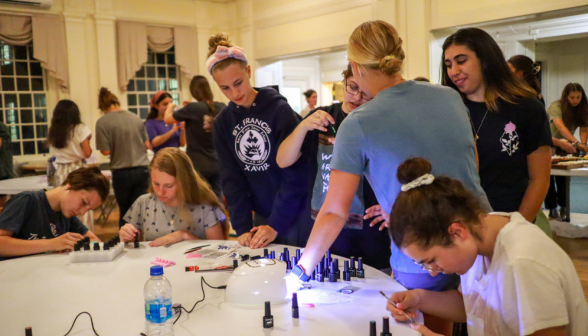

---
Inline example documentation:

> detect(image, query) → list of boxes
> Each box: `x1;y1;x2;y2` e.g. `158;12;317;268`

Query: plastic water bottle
144;265;174;336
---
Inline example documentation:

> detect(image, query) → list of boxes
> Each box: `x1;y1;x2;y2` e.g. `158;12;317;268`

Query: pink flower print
504;122;516;133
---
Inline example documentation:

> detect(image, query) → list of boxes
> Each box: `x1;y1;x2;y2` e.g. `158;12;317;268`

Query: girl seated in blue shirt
119;147;226;247
144;91;186;152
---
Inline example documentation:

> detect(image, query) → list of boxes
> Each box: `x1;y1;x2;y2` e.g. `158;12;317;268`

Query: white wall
282;56;321;113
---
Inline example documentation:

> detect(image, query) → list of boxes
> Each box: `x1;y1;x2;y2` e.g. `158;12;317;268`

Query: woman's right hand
119;224;139;242
387;290;422;322
301;110;335;132
559;141;577;154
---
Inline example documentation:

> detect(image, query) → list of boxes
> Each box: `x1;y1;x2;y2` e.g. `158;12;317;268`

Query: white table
550;167;588;222
0;175;50;194
0;240;422;336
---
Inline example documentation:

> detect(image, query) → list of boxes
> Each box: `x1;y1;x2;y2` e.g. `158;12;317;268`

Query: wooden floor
94;208;588;302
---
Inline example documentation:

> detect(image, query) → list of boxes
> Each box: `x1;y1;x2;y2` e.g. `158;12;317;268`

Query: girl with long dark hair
441;28;552;225
145;91;185;152
164;76;226;200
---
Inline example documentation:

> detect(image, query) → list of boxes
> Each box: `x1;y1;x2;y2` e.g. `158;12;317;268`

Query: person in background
508;55;577;157
0;121;14;208
208;33;311;249
95;87;151;227
46;100;94;230
413;76;431;83
385;157;588;336
300;89;317;118
145;91;185;152
296;21;488;335
0;167;109;259
277;63;391;270
164;76;226;201
119;148;226;247
545;83;588;221
442;28;552;226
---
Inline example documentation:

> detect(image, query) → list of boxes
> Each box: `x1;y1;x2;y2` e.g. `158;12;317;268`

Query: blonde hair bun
379;55;403;75
208;33;233;58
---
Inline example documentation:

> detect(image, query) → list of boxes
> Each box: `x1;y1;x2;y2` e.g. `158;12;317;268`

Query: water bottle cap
150;265;164;276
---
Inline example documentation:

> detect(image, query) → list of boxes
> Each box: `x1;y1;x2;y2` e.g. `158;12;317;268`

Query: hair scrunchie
206;45;248;74
401;173;435;192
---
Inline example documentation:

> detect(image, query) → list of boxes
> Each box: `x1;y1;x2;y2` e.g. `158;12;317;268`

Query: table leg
564;176;571;223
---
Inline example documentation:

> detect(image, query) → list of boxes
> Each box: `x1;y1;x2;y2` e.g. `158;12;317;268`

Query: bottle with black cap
357;257;365;278
25;327;33;336
349;256;356;277
292;293;299;319
381;317;392;336
291;256;298;267
134;232;140;248
264;248;268;257
263;301;274;328
83;242;90;251
270;251;275;259
333;258;340;280
73;243;81;252
284;248;290;262
279;253;285;262
93;242;100;251
369;320;376;336
286;260;292;271
343;260;351;281
329;260;337;282
296;249;301;260
103;242;110;251
316;265;324;282
233;259;239;269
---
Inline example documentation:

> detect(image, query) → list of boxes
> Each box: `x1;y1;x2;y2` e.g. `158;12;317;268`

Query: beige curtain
117;21;147;92
32;15;70;92
147;26;173;53
0;14;32;45
174;26;199;79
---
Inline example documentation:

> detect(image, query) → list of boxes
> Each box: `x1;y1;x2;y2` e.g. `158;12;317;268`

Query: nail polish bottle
357;257;365;278
284;248;290;262
296;249;301;260
333;258;340;280
381;317;392;336
263;301;274;328
270;251;276;259
369;321;376;336
134;233;140;248
292;293;299;319
349;256;356;277
329;261;337;282
264;248;268;257
343;260;351;281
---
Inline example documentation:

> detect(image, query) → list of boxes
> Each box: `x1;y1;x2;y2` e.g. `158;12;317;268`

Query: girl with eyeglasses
277;64;391;270
385;157;588;336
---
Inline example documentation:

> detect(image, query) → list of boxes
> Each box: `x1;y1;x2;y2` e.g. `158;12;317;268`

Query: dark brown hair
413;76;430;82
507;55;541;94
47;99;82;149
560;83;588;128
207;33;246;74
303;89;316;99
62;166;110;202
389;157;486;249
190;75;218;117
441;28;536;112
98;87;120;111
147;92;172;120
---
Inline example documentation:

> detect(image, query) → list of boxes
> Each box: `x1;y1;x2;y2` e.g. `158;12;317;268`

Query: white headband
401;174;435;192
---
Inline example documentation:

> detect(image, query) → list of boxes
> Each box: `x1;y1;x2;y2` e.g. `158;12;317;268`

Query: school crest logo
235;124;270;166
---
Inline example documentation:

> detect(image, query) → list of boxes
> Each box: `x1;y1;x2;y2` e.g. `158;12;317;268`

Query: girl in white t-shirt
384;157;588;336
47;99;94;229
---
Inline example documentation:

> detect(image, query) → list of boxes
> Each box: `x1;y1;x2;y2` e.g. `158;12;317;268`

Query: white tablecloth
0;175;50;194
0;240;422;335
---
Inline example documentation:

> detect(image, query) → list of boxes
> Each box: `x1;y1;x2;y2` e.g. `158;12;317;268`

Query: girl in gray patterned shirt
119;148;227;246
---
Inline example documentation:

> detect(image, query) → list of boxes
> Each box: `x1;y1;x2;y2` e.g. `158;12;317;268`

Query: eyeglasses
413;260;442;272
345;80;372;101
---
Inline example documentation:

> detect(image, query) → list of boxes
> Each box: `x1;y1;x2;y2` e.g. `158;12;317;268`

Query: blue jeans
112;166;150;227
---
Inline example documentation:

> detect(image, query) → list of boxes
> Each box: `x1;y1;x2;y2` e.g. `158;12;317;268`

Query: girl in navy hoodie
208;33;310;249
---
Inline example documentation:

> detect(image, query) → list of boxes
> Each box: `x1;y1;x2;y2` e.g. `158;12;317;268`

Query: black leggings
112;166;150;227
545;175;568;209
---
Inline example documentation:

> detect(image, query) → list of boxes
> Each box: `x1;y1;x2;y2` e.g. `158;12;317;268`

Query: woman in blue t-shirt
441;28;552;224
144;91;186;152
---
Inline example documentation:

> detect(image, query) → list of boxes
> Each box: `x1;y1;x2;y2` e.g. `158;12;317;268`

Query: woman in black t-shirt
441;28;552;223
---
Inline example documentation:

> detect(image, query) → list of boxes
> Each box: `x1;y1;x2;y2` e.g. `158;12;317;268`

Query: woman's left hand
149;231;186;247
248;225;278;249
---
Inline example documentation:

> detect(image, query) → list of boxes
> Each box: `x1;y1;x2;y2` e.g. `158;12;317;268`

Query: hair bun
379;54;403;75
397;157;433;184
99;87;109;96
208;33;232;57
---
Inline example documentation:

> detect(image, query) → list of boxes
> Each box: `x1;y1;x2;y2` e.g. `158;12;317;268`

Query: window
126;47;181;120
0;41;48;156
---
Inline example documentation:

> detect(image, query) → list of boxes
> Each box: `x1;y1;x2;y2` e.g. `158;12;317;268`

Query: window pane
31;77;43;91
21;109;33;123
0;94;3;108
6;109;18;124
129;107;138;114
12;142;21;156
14;46;27;60
168;67;177;79
147;80;157;91
172;94;180;106
126;79;135;92
2;77;15;91
15;62;28;76
37;140;49;154
1;44;13;60
147;52;154;65
23;141;35;155
156;53;166;65
20;94;32;107
157;67;166;78
136;80;146;91
36;125;47;138
35;109;47;123
128;94;137;106
157;80;167;91
9;125;19;139
5;94;17;107
169;79;178;91
0;111;3;123
22;125;34;139
139;94;149;106
140;108;149;120
34;94;46;107
167;53;175;65
135;67;145;78
146;66;155;78
17;78;29;91
30;62;42;76
0;62;14;76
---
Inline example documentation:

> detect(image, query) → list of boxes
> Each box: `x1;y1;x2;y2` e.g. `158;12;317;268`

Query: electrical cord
63;311;99;336
173;276;226;324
